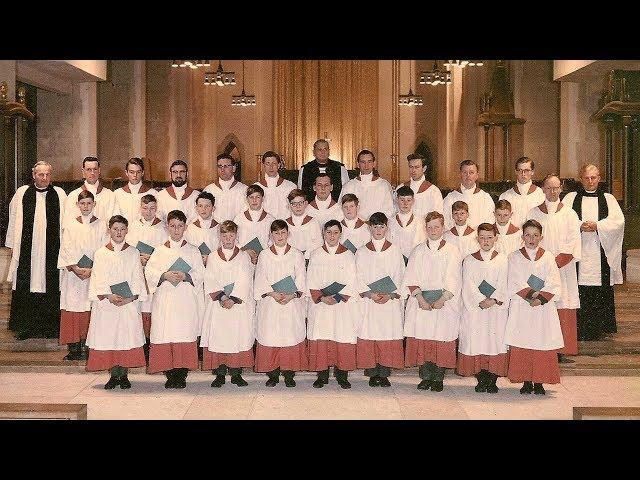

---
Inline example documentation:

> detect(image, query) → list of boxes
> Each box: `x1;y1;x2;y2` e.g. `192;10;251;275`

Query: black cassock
8;184;62;339
571;188;616;341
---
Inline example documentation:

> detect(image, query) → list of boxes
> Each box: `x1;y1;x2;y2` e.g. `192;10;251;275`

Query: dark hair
270;219;289;233
477;222;498;235
109;215;128;228
451;200;469;213
261;150;282;166
82;156;99;168
141;194;157;205
125;157;144;171
169;160;188;172
167;210;187;224
396;185;415;197
356;149;376;163
459;159;479;171
287;188;307;202
522;219;543;234
216;153;235;165
323;219;342;232
341;193;359;206
314;173;332;185
246;184;265;198
196;191;215;206
219;220;238;234
425;211;445;226
515;156;535;171
368;212;388;226
77;190;95;202
407;153;428;168
495;199;512;211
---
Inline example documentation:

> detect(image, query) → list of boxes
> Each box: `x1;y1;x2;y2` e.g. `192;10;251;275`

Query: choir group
11;146;625;396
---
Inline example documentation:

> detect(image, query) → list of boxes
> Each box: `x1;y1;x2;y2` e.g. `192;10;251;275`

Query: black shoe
265;376;279;387
557;354;575;364
63;350;80;361
485;372;499;394
210;374;225;388
104;376;120;390
533;383;546;395
119;375;132;389
312;378;325;388
520;381;534;394
475;375;488;393
231;375;248;387
430;381;444;392
313;373;327;388
337;377;351;389
369;376;380;387
283;372;296;387
378;377;391;388
417;379;432;390
77;347;89;361
176;378;187;389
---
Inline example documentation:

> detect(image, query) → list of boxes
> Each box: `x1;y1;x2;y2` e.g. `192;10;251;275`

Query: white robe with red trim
402;240;462;342
204;179;248;224
305;197;344;229
499;182;545;228
306;245;362;343
200;247;256;353
254;245;307;347
355;240;406;340
254;175;297;220
443;224;478;259
113;183;157;224
504;247;563;350
459;249;510;356
340;174;395;220
387;212;426;259
442;185;495;230
57;216;109;312
495;223;522;255
234;209;275;253
185;217;220;254
156;185;200;225
341;218;371;250
286;215;323;260
63;182;116;230
528;201;582;309
144;240;205;343
395;178;444;219
86;242;147;350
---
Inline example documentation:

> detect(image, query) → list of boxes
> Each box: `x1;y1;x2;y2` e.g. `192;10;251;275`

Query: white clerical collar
359;172;373;183
81;214;92;224
372;237;386;251
265;174;279;187
455;224;468;235
274;244;287;255
398;211;412;224
480;248;495;260
128;182;142;194
461;184;476;194
141;217;155;226
169;238;183;249
291;214;305;226
249;209;263;221
219;177;234;190
545;199;560;214
198;214;213;224
525;247;538;260
325;243;338;254
410;176;425;189
315;196;332;209
496;223;509;235
318;164;328;173
111;241;125;251
427;238;442;250
585;189;597;194
84;181;98;194
517;180;532;195
344;217;357;228
173;183;187;199
222;247;235;259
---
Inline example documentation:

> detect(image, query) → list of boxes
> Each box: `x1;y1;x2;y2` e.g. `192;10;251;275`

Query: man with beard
156;160;200;224
6;161;67;339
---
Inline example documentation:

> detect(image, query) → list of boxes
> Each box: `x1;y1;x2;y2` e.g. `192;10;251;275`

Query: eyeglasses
290;200;307;206
217;164;234;169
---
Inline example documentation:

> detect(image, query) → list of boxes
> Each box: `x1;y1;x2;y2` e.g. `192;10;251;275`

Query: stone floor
1;371;638;420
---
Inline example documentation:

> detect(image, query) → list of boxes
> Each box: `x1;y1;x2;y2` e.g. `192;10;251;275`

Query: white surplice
498;182;545;228
185;216;220;254
443;224;478;259
286;215;323;260
395;177;444;219
113;182;157;224
495;222;522;256
204;178;248;224
340;218;371;251
255;175;297;220
339;173;395;220
234;209;275;253
155;184;200;224
387;212;426;261
442;185;495;230
63;181;116;229
305;196;344;229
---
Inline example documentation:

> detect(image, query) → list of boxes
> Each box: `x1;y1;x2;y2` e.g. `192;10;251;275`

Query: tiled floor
1;371;638;420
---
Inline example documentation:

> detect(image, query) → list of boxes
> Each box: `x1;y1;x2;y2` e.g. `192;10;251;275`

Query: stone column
559;82;580;178
130;60;146;158
72;82;98;163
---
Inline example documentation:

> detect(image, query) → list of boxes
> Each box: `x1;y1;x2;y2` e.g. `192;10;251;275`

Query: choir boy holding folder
200;220;256;387
457;223;510;393
307;219;362;389
387;186;426;266
339;193;371;253
85;215;147;389
234;184;274;265
144;210;204;388
285;189;323;261
253;220;308;387
355;212;406;387
402;211;462;392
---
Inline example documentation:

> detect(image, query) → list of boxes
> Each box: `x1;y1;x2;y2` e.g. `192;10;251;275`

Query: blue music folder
367;276;397;294
271;276;298;294
198;242;212;256
478;280;496;298
110;281;134;298
342;239;357;254
527;274;545;291
169;257;192;274
223;283;234;297
421;289;443;303
135;241;155;255
242;237;264;254
76;255;93;269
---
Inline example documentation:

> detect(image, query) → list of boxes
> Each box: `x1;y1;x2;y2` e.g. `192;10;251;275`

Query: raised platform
0;402;87;420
